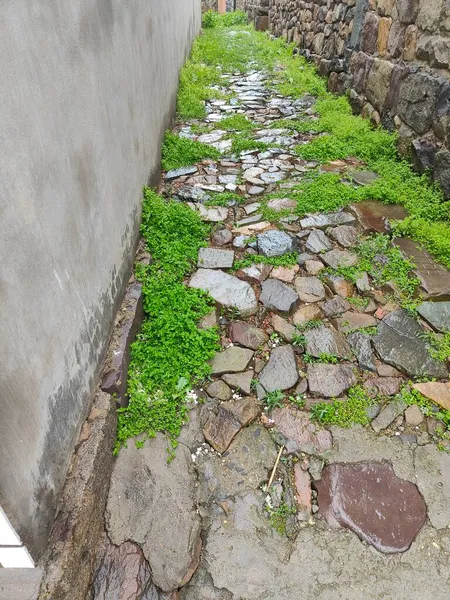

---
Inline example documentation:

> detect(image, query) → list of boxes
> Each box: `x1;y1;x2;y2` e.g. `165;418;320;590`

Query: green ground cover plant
310;385;373;427
161;132;220;171
116;190;220;452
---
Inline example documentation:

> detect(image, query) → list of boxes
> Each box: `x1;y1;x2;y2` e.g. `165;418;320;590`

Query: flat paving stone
292;304;323;325
304;325;352;359
211;229;233;246
335;311;377;334
417;301;450;332
294;276;326;302
347;332;376;371
415;444;450;530
371;399;407;433
207;380;233;401
321;249;359;269
257;230;294;257
259;345;299;392
267;198;297;211
197;205;229;222
260;278;299;313
300;211;355;229
270;265;299;282
394;238;450;299
321;296;351;317
271;314;297;342
373;310;448;378
106;435;200;592
165;165;198;180
352;200;407;233
364;376;402;397
305;230;333;253
350;170;379;186
189;269;258;317
203;397;260;454
235;263;272;284
307;363;357;397
211;347;254;375
222;371;254;395
328;225;358;248
316;462;427;554
176;185;210;203
271;406;332;455
412;381;450;411
230;321;268;350
198;248;234;269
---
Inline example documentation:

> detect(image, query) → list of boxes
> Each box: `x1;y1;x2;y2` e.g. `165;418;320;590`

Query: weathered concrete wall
0;0;201;562
237;0;270;28
267;0;450;195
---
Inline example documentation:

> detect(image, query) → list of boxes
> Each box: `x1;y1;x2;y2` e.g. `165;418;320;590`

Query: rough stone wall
0;0;201;562
202;0;219;10
237;0;270;29
269;0;450;195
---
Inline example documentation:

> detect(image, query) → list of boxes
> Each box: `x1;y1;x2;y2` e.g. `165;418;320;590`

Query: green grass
202;10;248;29
310;385;373;427
117;190;220;452
161;132;220;171
219;114;256;132
396;385;450;434
232;252;298;271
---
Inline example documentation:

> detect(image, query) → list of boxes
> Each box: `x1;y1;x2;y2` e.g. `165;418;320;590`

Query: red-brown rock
316;462;427;554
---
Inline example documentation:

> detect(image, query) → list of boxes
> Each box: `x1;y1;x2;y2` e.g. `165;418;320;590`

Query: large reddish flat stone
351;200;407;233
316;463;427;554
271;406;332;454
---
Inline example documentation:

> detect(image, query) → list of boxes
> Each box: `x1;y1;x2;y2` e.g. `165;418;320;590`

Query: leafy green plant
230;134;269;155
304;353;338;364
420;331;450;362
232;253;298;271
267;502;297;535
396;385;450;433
348;296;370;310
310;385;373;427
264;390;285;411
161;132;220;171
219;114;256;132
292;333;306;348
202;10;248;29
116;190;220;452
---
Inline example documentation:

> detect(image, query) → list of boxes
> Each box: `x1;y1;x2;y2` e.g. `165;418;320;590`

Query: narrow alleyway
91;15;450;600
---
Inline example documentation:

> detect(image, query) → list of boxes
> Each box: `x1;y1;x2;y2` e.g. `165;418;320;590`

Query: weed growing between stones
267;502;297;536
116;190;220;453
232;253;298;271
396;385;450;437
310;385;374;427
161;132;220;171
202;10;248;29
421;331;450;363
264;390;285;411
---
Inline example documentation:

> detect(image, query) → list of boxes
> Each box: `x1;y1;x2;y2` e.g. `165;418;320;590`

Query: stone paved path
92;54;450;600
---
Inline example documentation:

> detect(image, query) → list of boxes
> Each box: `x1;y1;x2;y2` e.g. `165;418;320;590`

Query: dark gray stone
165;166;198;180
321;296;351;317
316;462;427;553
328;225;358;248
373;310;448;378
417;301;450;332
305;230;333;253
411;139;437;174
348;332;377;371
260;279;299;313
106;435;201;592
371;399;408;433
300;212;355;229
259;345;299;393
361;13;380;54
397;0;419;24
304;325;352;360
433;149;450;197
397;72;443;135
307;364;357;397
257;230;294;257
176;185;210;202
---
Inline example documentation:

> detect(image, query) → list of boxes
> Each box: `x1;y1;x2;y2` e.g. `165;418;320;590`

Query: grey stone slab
371;399;407;433
415;444;450;530
294;276;326;302
304;325;352;359
211;347;254;375
307;364;357;397
260;278;299;313
259;345;299;392
197;248;234;269
106;435;200;592
417;301;450;332
305;230;333;253
373;310;448;378
300;211;355;229
189;269;258;317
165;165;198;180
348;331;377;371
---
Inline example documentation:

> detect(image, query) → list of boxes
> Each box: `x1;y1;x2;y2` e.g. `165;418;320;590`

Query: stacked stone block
237;0;270;29
267;0;450;196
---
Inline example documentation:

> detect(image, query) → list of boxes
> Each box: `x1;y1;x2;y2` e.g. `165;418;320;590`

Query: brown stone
377;364;403;377
361;13;380;54
388;21;405;58
335;311;377;334
230;321;268;350
377;17;392;56
404;405;424;426
235;263;272;284
294;463;312;519
222;371;254;395
203;397;260;454
321;296;351;318
351;201;407;234
364;377;402;397
413;382;450;411
271;406;332;455
324;275;354;298
305;260;325;275
292;304;323;326
90;541;157;600
271;265;299;282
402;25;417;60
316;462;427;553
271;314;297;342
206;380;232;401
